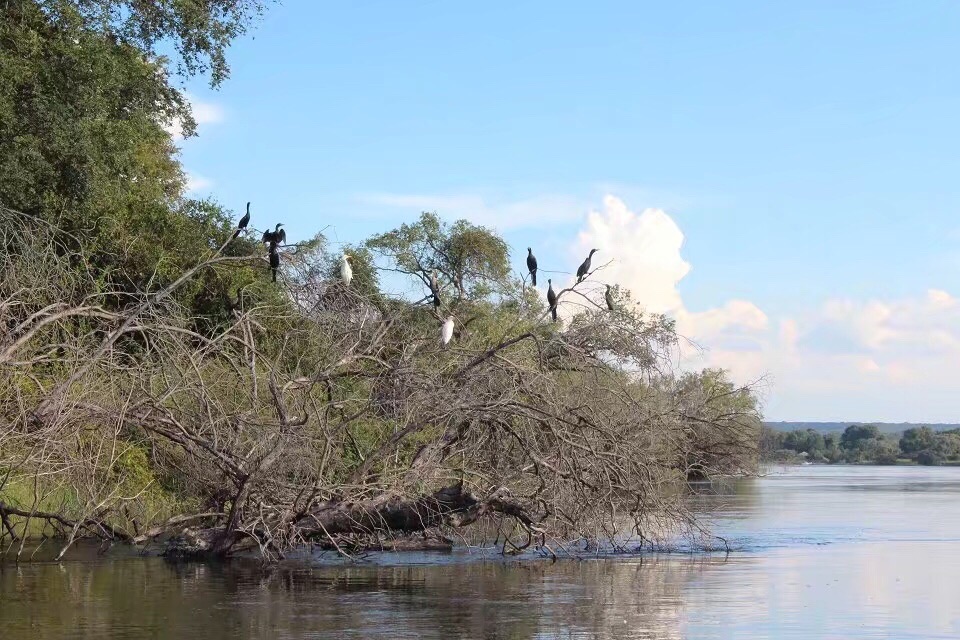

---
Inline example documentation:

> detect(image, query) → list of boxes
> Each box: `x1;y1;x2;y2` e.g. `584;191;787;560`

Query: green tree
783;429;826;458
822;433;843;462
366;212;512;306
0;1;269;317
36;0;270;87
677;368;762;477
863;436;899;465
900;426;937;457
935;432;960;461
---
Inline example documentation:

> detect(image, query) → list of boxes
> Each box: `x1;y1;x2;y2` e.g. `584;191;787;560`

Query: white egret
441;316;454;346
341;254;353;286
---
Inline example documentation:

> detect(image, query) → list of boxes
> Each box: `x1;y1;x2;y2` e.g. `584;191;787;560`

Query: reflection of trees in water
1;555;737;639
687;477;762;529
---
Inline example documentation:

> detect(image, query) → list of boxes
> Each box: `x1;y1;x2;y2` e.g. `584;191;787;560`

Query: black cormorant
526;248;538;286
605;285;615;311
430;269;441;308
576;248;597;283
262;223;285;245
269;244;280;282
546;279;558;322
233;203;250;239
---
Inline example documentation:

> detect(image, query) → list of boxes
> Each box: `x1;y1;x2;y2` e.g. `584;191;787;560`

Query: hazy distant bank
765;421;960;434
762;423;960;466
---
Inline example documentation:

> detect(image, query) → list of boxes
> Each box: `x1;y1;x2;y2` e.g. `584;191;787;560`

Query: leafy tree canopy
366;212;512;306
899;426;937;455
1;1;268;317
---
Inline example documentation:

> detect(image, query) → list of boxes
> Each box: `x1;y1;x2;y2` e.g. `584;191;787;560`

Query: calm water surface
2;466;959;639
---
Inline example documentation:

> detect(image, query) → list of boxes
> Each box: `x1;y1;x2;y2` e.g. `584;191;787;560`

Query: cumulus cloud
570;196;690;313
358;192;588;230
163;93;225;141
568;195;960;421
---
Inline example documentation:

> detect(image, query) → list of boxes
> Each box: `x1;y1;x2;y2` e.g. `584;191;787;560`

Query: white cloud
185;173;214;193
358;192;588;230
570;195;690;313
568;195;960;422
163;93;225;141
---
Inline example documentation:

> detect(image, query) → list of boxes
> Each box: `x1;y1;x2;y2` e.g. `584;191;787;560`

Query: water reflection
2;466;959;639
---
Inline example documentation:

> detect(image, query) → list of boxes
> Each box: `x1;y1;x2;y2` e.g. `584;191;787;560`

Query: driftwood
160;485;532;558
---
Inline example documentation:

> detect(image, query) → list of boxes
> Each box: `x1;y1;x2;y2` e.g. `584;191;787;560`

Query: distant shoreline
765;421;960;434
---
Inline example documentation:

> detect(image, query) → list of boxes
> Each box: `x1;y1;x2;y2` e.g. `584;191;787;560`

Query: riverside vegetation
761;425;960;466
0;0;762;561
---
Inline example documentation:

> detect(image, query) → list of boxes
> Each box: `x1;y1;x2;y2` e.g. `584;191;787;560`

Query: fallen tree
0;208;762;561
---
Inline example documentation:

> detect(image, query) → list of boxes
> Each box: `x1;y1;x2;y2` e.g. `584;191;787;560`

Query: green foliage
767;424;960;466
676;368;762;477
862;437;899;465
840;424;880;451
900;426;937;455
37;0;271;86
783;429;825;457
366;212;512;306
0;1;266;319
330;244;381;299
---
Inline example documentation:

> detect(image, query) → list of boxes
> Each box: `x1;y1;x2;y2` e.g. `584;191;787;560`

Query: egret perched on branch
546;279;558;322
430;269;441;308
605;285;615;311
441;316;455;346
576;248;597;283
268;244;280;282
341;254;353;286
526;248;538;286
262;223;285;246
233;202;250;239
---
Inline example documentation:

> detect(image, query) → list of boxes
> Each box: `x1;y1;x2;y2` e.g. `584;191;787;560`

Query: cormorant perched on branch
233;202;250;239
441;316;455;346
430;269;441;308
576;249;597;283
526;248;538;286
605;284;615;311
269;244;280;282
546;279;558;322
262;223;285;245
340;254;353;286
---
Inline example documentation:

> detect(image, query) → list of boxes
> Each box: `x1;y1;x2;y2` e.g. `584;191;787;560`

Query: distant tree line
761;425;960;466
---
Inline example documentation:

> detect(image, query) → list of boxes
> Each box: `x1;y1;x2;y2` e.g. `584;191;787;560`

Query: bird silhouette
546;279;558;322
233;202;251;239
262;223;285;245
268;244;280;282
430;269;441;308
576;249;597;283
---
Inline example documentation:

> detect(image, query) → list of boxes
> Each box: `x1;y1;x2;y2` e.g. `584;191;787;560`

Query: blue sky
177;0;960;422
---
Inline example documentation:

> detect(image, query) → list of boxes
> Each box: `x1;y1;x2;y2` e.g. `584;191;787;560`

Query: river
2;466;958;639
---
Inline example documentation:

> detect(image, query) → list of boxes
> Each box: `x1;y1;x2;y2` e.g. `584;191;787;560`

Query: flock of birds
234;203;615;347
